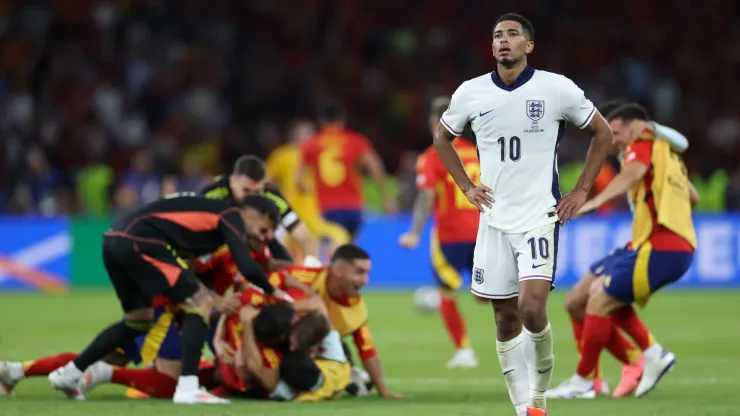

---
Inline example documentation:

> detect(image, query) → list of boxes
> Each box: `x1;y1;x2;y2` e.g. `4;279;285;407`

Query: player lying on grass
46;194;291;404
399;96;481;369
550;102;697;399
286;244;402;399
551;100;692;398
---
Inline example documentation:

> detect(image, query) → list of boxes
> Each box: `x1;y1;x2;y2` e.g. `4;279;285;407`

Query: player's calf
519;280;555;411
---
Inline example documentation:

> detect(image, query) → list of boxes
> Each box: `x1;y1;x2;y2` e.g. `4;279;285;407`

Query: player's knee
518;299;547;332
492;301;521;339
125;307;154;322
154;358;182;379
564;290;587;320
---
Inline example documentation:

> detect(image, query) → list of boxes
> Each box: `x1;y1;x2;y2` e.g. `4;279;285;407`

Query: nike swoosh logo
537;366;553;374
503;369;514;376
479;109;494;117
532;264;546;269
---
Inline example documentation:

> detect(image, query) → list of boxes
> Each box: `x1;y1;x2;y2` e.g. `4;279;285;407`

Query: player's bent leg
170;281;229;404
81;361;178;398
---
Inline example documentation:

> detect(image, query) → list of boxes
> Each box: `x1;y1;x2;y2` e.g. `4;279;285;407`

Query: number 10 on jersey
497;136;521;162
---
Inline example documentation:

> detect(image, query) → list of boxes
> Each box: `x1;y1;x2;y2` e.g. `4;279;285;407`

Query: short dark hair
604;102;650;122
598;100;629;117
253;303;295;346
494;13;534;41
291;311;331;353
240;194;281;227
233;155;265;180
318;98;347;123
331;244;370;263
430;96;450;120
279;352;322;392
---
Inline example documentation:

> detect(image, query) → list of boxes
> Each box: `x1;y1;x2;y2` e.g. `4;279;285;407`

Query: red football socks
571;316;602;379
112;368;177;398
606;327;640;365
612;305;653;351
439;297;470;349
23;353;78;377
576;314;612;378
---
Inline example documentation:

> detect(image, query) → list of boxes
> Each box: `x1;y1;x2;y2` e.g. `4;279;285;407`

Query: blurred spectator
0;0;738;214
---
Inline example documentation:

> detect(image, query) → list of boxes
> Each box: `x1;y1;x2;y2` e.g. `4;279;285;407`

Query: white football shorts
471;222;559;299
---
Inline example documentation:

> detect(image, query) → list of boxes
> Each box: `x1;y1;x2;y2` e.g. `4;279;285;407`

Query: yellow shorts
294;360;351;402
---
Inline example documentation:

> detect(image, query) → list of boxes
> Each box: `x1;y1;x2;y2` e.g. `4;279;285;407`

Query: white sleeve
317;330;346;362
558;76;596;129
270;380;296;401
652;122;688;153
440;83;470;136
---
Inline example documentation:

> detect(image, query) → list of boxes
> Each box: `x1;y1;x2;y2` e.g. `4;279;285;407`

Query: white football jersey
441;67;596;233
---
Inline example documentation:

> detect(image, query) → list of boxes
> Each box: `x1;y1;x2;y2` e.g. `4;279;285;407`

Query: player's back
418;138;480;243
442;68;597;233
301;127;371;211
110;194;236;257
266;144;320;220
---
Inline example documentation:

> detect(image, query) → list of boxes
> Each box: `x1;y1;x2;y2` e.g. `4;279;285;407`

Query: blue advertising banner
357;213;740;290
0;217;70;292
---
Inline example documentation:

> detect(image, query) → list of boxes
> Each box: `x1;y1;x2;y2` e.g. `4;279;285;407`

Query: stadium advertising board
0;215;739;291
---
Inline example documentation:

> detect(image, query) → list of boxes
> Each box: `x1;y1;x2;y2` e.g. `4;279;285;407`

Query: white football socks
497;331;529;416
525;322;554;410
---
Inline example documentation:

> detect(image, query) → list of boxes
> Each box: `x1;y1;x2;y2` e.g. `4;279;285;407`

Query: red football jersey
300;127;372;211
624;137;693;252
416;138;480;243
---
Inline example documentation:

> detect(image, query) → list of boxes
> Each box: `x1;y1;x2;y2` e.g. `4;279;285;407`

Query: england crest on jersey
526;100;545;121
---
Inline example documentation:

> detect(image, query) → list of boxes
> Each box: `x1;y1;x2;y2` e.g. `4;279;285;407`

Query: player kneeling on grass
550;102;697;399
551;100;693;399
44;194;290;404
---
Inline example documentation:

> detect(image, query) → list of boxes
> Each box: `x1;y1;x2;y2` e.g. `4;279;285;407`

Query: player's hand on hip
398;232;420;249
272;288;294;303
556;188;589;223
463;185;494;212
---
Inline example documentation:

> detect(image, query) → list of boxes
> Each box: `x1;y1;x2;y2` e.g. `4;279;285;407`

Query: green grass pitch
0;291;738;415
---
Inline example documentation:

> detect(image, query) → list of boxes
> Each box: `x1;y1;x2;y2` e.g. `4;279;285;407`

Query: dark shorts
603;244;693;307
322;209;363;239
589;246;631;276
431;231;475;290
103;234;201;312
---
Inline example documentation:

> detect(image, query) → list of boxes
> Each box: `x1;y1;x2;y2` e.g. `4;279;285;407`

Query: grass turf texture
0;291;738;415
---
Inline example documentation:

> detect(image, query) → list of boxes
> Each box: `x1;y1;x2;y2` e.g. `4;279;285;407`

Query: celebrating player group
0;11;699;416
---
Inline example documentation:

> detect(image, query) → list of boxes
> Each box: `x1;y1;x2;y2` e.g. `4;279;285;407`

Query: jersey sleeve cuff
440;117;462;136
282;211;300;230
577;107;597;129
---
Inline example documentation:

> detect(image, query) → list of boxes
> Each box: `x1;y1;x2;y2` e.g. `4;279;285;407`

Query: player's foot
0;362;22;396
347;366;372;396
593;377;611;396
173;387;231;404
48;362;85;400
80;361;113;394
446;348;479;368
635;348;676;398
613;357;644;397
545;374;595;399
126;387;151;399
526;407;547;416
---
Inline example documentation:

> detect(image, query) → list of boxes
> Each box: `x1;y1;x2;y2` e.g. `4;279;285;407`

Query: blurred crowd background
1;0;739;216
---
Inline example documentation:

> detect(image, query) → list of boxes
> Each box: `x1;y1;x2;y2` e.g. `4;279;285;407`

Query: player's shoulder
264;182;286;198
454;72;493;93
532;69;579;91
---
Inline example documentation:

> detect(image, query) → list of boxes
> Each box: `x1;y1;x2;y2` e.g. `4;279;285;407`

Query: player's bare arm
213;315;236;365
399;189;434;249
689;181;700;206
240;306;281;390
433;123;492;211
288;222;320;258
295;164;311;194
267;258;293;271
556;112;612;222
360;150;396;212
578;162;648;215
361;351;402;399
181;284;216;315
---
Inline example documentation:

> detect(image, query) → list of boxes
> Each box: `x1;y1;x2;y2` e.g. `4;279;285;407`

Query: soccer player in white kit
433;14;613;416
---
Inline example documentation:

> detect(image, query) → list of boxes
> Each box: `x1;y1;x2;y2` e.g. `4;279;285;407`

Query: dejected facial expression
492;20;533;67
